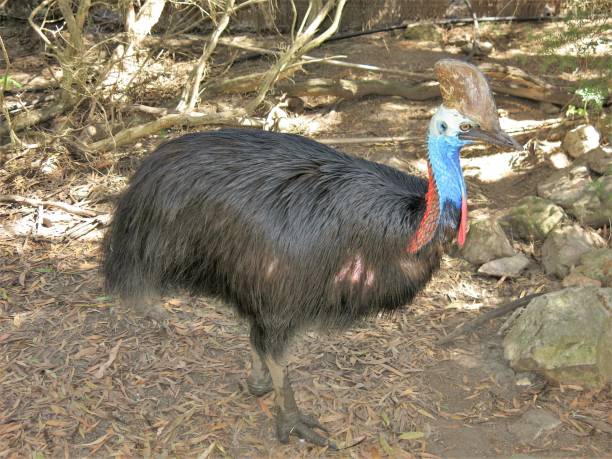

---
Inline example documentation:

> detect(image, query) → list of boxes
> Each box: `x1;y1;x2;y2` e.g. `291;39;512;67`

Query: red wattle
457;194;467;247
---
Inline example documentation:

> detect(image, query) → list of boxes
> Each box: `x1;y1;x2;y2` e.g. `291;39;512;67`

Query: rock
571;248;612;287
508;408;561;442
539;102;560;115
478;254;530;278
567;175;612;227
503;287;612;389
562;125;600;158
502;196;565;241
562;272;602;288
461;41;494;56
404;24;441;41
536;165;590;208
548;151;571;169
461;219;514;265
541;225;604;278
584;146;612;175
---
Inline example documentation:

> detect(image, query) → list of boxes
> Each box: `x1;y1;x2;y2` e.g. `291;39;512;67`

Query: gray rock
539;102;560;115
562;124;601;158
503;287;612;389
571;248;612;287
508;408;561;442
502;196;565;241
461;40;494;56
478;254;530;278
562;271;602;288
548;151;571;169
567;175;612;227
541;225;604;278
584;146;612;175
536;165;590;208
461;219;514;265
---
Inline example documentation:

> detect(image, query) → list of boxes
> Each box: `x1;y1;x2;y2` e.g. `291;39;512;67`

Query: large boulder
503;287;612;389
536;165;590;208
562;124;600;158
567;175;612;228
541;225;605;278
461;219;514;265
570;248;612;287
584;146;612;175
502;196;565;241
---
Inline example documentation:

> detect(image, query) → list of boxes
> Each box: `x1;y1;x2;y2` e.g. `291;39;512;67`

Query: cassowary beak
459;127;523;151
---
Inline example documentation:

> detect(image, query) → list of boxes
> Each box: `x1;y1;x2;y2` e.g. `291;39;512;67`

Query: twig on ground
0;194;103;218
571;414;612;435
437;293;544;345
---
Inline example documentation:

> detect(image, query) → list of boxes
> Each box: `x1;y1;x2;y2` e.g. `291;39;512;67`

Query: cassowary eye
459;122;472;132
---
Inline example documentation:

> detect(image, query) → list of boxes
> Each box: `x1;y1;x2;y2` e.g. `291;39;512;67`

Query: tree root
437;292;544;346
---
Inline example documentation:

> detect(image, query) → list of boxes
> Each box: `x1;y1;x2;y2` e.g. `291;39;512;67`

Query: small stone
461;41;494;56
537;165;590;208
504;287;612;389
508;409;561;442
478;254;530;278
548;151;571;169
404;24;441;41
539;102;560;115
572;248;612;287
567;175;612;228
584;146;612;175
461;218;515;265
562;272;602;288
541;225;604;278
562;124;600;158
502;196;565;241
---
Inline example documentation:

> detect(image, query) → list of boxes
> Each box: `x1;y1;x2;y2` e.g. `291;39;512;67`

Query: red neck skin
407;163;440;253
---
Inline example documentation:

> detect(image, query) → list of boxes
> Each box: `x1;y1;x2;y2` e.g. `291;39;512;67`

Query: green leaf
379;433;394;456
399;431;425;441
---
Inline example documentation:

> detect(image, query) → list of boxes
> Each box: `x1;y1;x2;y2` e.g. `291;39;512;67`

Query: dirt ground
1;20;611;458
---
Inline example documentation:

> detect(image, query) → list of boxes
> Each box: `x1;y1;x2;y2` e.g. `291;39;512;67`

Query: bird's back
103;128;441;330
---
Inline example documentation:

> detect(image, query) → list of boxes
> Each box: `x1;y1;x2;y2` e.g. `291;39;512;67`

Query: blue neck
427;134;467;217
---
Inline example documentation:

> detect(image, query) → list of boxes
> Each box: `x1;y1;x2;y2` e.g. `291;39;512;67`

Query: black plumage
103;129;457;355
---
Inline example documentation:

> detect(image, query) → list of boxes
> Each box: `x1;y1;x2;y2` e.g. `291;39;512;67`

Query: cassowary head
411;59;522;252
430;59;522;150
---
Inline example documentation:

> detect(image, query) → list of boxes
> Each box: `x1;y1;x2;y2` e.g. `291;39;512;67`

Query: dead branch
100;0;167;98
481;63;574;106
278;78;440;100
437;293;543;345
0;195;103;218
246;0;348;112
176;0;236;113
0;35;23;147
0;101;70;139
87;110;262;152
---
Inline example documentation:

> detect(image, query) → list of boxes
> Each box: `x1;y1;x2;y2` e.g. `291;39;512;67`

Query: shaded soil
1;20;611;458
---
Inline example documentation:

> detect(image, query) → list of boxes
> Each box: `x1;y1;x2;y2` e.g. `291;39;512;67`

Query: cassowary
102;59;521;448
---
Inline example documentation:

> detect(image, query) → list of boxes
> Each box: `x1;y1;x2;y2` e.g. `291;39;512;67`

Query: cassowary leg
265;356;336;449
246;348;273;396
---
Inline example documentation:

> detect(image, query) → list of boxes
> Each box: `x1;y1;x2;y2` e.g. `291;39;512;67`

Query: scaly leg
265;355;336;448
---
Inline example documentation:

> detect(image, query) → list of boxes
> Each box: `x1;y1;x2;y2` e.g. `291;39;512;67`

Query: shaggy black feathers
103;128;449;356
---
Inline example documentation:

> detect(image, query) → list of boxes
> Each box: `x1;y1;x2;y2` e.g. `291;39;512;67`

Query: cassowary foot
246;372;273;397
276;408;336;449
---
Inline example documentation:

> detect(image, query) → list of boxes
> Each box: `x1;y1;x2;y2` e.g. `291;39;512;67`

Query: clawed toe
277;411;336;449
